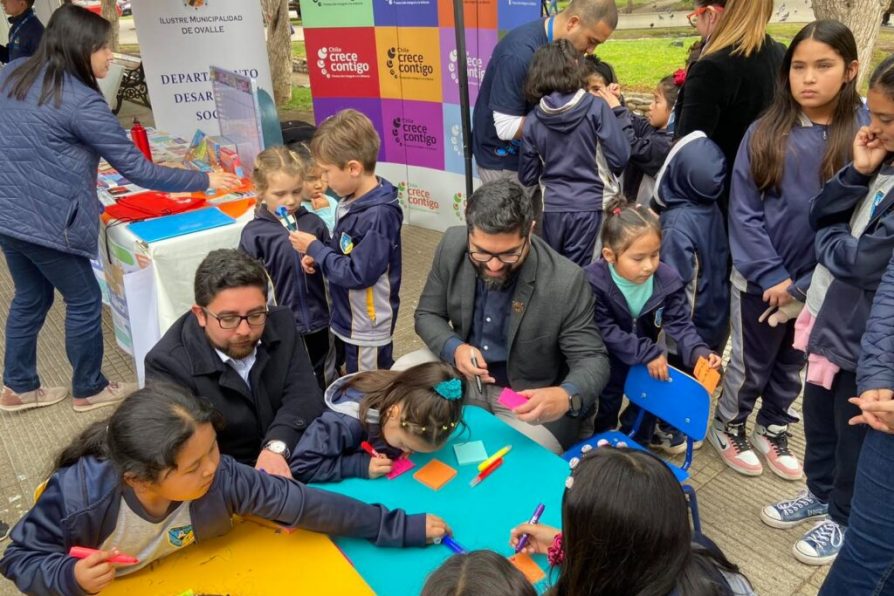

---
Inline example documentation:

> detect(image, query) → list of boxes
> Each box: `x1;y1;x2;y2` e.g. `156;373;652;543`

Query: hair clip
434;378;463;400
440;422;458;431
569;456;580;469
581;444;593;453
565;476;575;490
612;207;622;216
673;68;687;87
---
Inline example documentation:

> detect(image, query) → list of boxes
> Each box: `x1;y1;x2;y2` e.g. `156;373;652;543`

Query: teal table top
311;405;569;595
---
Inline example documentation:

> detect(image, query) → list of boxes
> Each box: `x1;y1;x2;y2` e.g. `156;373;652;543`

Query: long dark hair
556;448;748;596
421;550;537;596
353;362;465;448
54;384;224;483
749;20;861;192
2;4;111;107
525;39;583;104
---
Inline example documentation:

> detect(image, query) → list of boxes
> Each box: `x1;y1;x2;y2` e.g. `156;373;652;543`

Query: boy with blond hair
290;110;403;372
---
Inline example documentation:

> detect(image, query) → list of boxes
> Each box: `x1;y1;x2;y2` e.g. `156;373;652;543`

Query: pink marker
361;441;383;458
69;546;140;565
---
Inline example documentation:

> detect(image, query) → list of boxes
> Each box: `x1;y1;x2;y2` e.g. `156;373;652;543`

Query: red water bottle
130;117;153;161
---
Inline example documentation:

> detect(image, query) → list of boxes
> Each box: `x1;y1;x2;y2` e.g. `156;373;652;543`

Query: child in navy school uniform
518;40;629;267
290;142;339;235
651;130;730;356
761;54;894;566
239;146;333;390
711;21;868;482
595;72;680;205
584;200;722;447
290;362;464;482
0;385;448;596
290;109;403;373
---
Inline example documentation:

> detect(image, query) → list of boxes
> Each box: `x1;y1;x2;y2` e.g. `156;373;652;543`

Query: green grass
282;86;313;112
599;23;894;94
597;36;698;92
292;40;306;59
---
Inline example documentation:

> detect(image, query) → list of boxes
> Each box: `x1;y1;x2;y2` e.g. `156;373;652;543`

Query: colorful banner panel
305;0;538;231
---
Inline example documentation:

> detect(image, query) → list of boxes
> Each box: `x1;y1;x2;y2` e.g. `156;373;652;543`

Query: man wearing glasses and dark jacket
414;179;610;453
145;249;324;478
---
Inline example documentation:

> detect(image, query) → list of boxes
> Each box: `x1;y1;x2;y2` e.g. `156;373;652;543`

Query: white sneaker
752;424;803;480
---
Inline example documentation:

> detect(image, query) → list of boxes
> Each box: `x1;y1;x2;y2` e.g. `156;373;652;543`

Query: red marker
69;546;140;565
361;441;382;458
469;457;504;487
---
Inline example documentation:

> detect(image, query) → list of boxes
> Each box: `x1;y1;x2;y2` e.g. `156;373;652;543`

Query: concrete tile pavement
0;224;826;595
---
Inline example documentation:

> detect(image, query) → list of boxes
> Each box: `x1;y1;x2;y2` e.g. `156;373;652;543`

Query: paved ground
0;217;832;595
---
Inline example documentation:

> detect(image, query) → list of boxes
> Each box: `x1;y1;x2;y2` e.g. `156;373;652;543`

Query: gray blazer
414;227;610;416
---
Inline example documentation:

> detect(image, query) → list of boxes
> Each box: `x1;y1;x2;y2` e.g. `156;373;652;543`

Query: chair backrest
624;364;710;441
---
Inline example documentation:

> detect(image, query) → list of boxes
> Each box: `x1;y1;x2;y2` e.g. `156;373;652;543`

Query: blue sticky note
453;441;488;466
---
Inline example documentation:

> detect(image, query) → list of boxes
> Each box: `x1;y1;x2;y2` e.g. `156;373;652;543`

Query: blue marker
439;535;467;554
275;205;297;231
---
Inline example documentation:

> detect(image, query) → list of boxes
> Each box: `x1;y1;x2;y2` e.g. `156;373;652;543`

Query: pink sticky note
387;456;415;480
499;388;528;410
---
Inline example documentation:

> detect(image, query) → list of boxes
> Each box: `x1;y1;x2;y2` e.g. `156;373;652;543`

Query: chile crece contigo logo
386;47;434;79
447;50;485;87
317;47;371;79
452;192;465;221
397;182;440;211
183;0;206;7
391;117;439;148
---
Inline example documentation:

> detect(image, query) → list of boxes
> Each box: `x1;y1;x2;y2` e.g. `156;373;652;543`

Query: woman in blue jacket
0;384;447;595
0;5;237;414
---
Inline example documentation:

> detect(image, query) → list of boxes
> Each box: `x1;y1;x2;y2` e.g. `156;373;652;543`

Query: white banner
132;0;272;138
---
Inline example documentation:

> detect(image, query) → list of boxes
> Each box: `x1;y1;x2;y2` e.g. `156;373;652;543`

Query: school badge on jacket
340;232;354;254
167;525;195;548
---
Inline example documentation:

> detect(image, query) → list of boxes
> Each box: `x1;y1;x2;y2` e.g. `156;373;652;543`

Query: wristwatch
568;393;583;417
264;440;290;459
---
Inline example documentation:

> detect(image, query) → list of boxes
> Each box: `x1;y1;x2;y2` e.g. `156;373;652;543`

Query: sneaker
0;386;68;412
752;424;803;480
793;519;845;565
761;489;829;529
72;382;137;412
707;420;763;476
0;519;9;541
651;422;704;455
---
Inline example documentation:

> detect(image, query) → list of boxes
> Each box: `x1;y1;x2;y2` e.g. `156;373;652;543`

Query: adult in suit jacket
145;249;324;478
414;179;610;450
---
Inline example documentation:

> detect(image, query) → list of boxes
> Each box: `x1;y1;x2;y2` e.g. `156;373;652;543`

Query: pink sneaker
707;420;763;476
0;386;68;412
72;382;137;412
752;424;803;480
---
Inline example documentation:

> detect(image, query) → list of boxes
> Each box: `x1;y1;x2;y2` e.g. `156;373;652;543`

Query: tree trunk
627;0;635;14
812;0;887;86
261;0;292;106
101;0;119;51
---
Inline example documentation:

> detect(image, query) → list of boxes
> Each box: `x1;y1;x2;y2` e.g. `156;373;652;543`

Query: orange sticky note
508;552;546;584
694;356;721;394
412;459;457;491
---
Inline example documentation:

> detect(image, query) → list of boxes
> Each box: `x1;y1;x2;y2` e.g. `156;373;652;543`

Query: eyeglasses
468;236;528;264
203;307;268;329
687;5;723;27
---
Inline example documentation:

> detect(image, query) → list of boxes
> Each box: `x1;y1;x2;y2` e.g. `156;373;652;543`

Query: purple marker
514;503;546;553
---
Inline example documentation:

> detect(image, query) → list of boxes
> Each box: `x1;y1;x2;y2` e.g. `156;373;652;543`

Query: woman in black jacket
674;0;785;216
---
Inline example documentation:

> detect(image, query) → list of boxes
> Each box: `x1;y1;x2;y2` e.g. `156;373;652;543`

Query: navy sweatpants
541;211;602;267
716;289;804;426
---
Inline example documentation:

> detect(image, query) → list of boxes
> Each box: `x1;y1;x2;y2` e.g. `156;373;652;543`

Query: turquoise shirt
304;193;338;234
609;264;654;317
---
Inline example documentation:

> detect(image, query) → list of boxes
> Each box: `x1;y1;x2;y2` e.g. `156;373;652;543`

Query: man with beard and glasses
145;249;324;478
414;180;610;452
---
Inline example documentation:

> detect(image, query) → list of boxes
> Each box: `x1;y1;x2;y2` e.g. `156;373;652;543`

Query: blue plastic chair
563;364;710;533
